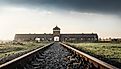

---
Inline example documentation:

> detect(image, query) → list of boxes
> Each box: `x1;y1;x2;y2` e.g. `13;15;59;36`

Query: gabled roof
61;34;98;38
53;26;60;30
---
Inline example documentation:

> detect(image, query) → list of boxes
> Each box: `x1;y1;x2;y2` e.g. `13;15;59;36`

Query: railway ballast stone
13;42;93;69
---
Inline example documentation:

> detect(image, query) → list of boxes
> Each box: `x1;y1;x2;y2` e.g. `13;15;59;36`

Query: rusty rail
0;42;119;69
0;42;54;69
60;42;119;69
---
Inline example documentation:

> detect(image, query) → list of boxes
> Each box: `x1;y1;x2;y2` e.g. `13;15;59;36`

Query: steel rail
0;42;54;69
0;42;119;69
60;42;119;69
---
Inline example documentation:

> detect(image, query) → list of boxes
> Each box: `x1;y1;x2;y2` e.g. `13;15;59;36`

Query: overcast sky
0;0;121;40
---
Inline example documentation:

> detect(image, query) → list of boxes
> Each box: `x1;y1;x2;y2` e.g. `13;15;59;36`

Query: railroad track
0;42;119;69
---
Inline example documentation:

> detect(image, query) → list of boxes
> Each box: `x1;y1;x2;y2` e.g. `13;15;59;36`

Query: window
69;38;75;40
69;38;71;40
65;38;68;40
91;38;94;40
49;38;52;40
81;38;83;40
71;38;76;40
95;38;97;40
42;38;44;41
88;38;91;40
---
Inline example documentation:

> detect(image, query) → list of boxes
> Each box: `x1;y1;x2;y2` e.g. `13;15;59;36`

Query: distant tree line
98;38;121;43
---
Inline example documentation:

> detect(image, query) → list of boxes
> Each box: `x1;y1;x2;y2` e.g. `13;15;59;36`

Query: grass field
0;42;49;64
67;43;121;68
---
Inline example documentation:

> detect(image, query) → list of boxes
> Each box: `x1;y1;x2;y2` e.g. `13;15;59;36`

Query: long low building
14;26;98;42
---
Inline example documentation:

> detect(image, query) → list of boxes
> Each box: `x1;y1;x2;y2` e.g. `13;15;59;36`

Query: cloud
0;0;121;15
0;1;121;40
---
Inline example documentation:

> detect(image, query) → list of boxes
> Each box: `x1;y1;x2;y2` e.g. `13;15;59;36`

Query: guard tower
53;26;60;41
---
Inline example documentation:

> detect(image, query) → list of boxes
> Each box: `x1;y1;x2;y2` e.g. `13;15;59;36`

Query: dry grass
0;42;48;58
67;43;121;68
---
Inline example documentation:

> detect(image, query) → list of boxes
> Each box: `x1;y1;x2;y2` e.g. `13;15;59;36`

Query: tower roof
53;26;60;30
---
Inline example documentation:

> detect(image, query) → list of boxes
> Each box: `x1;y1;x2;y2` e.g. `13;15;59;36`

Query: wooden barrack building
14;26;98;42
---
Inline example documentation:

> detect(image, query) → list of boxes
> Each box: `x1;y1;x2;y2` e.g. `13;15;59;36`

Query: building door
54;36;59;41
